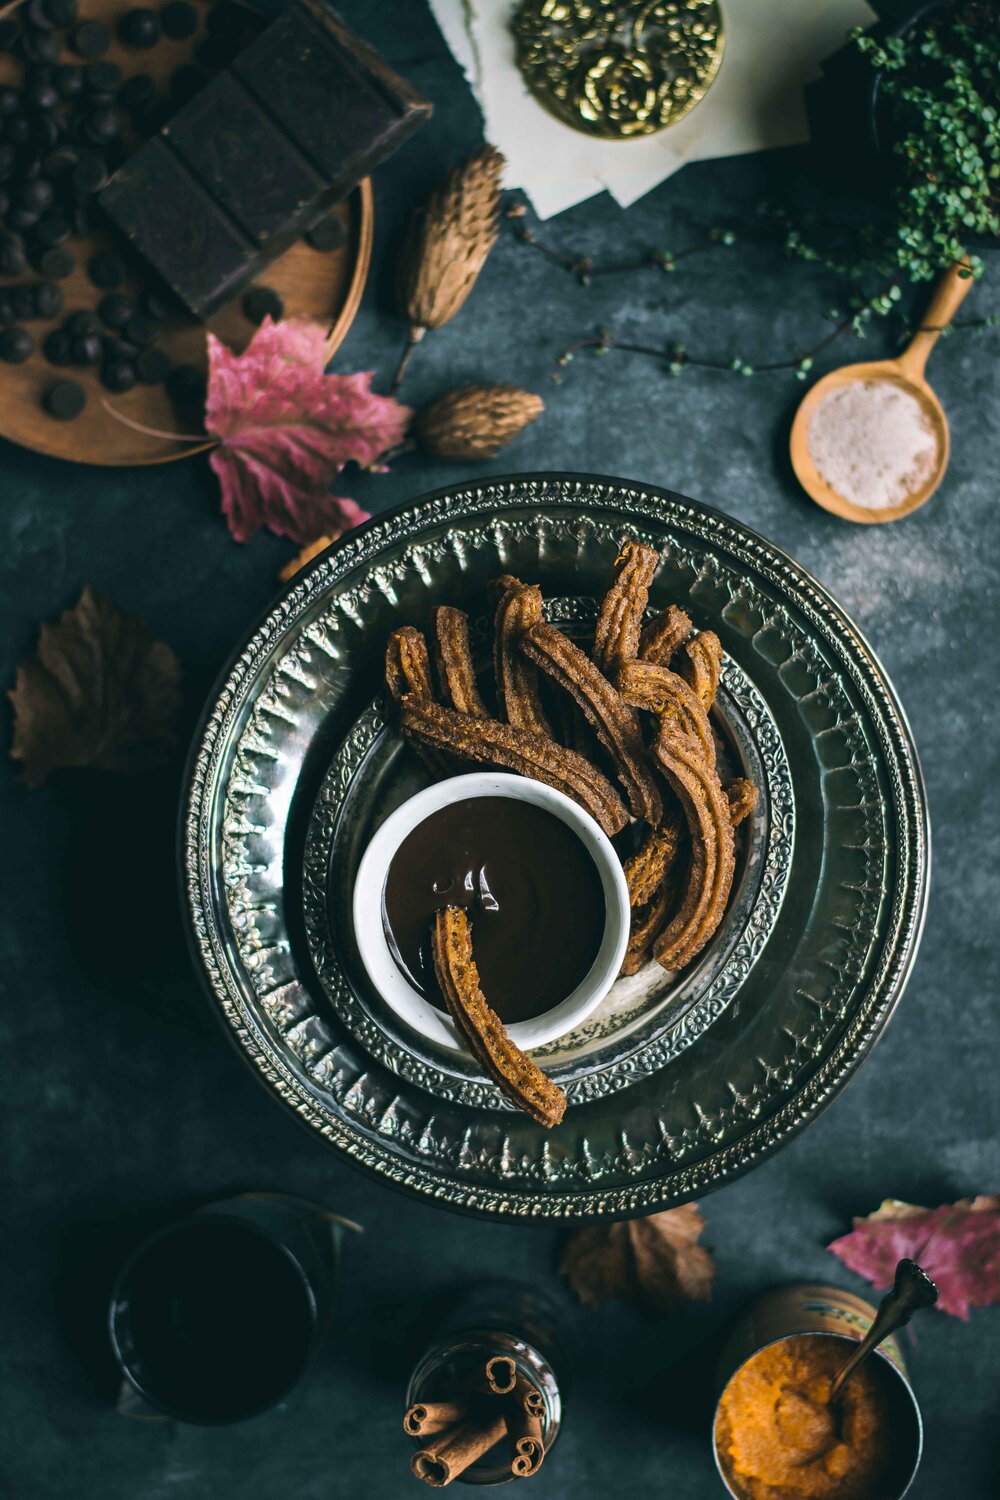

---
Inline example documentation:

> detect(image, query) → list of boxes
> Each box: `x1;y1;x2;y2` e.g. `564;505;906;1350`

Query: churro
652;722;735;970
617;657;716;767
593;540;660;676
432;606;488;717
385;626;435;704
432;907;567;1129
726;777;759;828
399;696;628;837
521;620;663;825
680;630;723;712
493;579;553;737
639;604;692;666
620;883;673;977
622;811;684;909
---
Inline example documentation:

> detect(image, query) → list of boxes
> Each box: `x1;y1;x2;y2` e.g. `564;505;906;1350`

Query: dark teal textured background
1;3;997;1495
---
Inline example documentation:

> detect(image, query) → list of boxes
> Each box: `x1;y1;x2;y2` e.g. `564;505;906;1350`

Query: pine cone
395;147;505;379
414;385;544;461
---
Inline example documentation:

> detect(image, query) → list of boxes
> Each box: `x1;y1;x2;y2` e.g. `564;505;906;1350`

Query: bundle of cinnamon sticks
405;1355;547;1486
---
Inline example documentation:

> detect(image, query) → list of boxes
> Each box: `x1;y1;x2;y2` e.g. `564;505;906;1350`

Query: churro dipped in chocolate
521;620;663;825
432;606;489;717
639;603;692;665
593;539;660;676
652;722;735;970
400;696;628;837
432;907;567;1129
493;580;553;737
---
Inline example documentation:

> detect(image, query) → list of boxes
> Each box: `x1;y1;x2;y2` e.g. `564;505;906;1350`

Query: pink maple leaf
205;317;410;544
828;1196;1000;1320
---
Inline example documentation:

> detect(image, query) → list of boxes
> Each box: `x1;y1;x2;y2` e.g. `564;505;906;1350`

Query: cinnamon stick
404;1399;470;1437
508;1410;545;1477
484;1354;518;1394
410;1412;508;1487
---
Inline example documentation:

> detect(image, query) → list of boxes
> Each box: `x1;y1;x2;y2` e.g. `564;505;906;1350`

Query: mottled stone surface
0;2;997;1497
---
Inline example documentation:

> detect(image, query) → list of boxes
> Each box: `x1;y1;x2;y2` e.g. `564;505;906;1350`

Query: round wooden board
0;0;373;467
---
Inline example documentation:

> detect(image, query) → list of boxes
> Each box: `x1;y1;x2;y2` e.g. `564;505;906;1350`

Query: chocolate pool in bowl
381;795;605;1025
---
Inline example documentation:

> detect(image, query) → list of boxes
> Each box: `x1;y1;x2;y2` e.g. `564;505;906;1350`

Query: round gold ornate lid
513;0;725;140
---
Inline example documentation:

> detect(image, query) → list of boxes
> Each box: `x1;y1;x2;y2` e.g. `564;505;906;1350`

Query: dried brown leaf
561;1204;715;1311
8;587;181;788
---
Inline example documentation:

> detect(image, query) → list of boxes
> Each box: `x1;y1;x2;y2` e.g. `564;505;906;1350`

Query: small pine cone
414;385;544;461
398;146;505;338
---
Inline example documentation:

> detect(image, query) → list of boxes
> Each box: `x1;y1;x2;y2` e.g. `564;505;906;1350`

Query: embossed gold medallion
513;0;725;139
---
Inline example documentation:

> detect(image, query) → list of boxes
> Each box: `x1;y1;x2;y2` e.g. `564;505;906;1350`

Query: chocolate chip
71;152;107;194
0;232;26;275
87;250;125;288
118;72;154;111
305;213;345;253
98;291;133;329
243;286;283;325
70;20;111;58
135;345;168;383
33;211;70;247
44;379;86;419
85;61;121;94
100;359;136;393
66;308;99;337
21;27;60;64
41;0;78;24
53;63;83;100
71;331;102;365
160;1;197;40
33;279;63;318
123;311;159;346
119;9;160;47
43;326;72;363
36;245;75;278
18;177;53;213
0;325;35;362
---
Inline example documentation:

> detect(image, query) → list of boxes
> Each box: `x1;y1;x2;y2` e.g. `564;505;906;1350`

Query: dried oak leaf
829;1196;1000;1320
561;1204;715;1311
8;587;181;788
205;317;409;544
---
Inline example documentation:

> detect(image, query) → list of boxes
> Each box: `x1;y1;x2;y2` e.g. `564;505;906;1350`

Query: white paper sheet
427;0;876;216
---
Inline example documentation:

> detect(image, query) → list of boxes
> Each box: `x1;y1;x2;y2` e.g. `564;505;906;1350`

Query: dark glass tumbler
109;1192;344;1424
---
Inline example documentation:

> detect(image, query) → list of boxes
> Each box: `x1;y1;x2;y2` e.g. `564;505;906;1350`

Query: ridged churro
680;630;723;712
652;722;735;970
617;657;716;767
399;696;628;837
639;603;692;666
726;777;759;828
521;620;663;825
593;540;660;676
493;579;552;737
622;811;684;910
432;907;567;1129
432;606;488;717
385;626;435;704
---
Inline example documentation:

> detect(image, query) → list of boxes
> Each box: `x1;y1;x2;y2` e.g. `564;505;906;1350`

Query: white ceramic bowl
352;772;630;1054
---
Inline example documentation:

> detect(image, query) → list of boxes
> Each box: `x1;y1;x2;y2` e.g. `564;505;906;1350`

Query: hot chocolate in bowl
352;772;631;1054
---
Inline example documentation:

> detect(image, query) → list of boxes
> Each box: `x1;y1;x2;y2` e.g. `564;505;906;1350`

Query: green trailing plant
793;3;999;283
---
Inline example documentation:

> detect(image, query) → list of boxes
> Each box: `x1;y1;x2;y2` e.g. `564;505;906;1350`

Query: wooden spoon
790;261;977;524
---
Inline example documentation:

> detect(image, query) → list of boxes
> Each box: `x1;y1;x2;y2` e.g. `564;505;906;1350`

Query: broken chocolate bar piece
99;0;431;318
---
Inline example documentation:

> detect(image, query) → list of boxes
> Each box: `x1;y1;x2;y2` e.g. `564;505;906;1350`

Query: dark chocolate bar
99;0;431;319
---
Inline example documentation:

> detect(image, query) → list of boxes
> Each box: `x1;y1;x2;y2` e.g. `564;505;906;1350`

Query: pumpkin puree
715;1335;893;1500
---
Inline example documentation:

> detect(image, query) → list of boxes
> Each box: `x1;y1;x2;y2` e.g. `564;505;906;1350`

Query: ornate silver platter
182;475;929;1221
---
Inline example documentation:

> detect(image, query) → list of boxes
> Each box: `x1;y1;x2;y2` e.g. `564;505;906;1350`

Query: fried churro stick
639;604;692;666
620;882;673;977
617;657;716;767
521;620;662;825
386;627;453;779
622;810;684;909
680;630;723;712
400;697;628;837
432;907;567;1129
385;626;435;703
652;723;735;970
726;776;759;827
432;606;488;717
593;540;660;676
493;580;553;737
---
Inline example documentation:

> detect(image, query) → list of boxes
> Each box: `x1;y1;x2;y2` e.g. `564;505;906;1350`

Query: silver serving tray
181;475;929;1221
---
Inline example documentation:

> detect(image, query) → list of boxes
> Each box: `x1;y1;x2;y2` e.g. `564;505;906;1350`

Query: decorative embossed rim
180;474;930;1222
